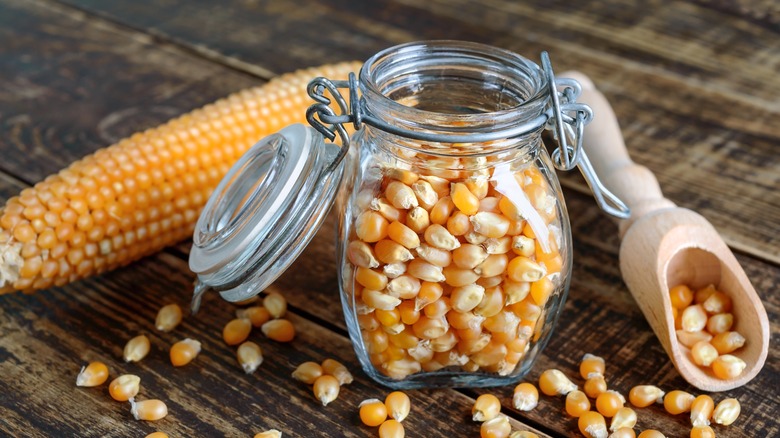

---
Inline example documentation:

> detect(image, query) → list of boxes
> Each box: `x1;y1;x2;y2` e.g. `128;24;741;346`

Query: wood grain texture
1;0;778;436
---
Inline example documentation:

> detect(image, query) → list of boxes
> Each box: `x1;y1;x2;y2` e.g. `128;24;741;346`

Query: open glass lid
189;123;345;308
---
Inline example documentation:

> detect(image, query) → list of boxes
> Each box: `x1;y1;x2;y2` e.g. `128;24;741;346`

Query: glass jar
339;42;572;388
188;40;628;389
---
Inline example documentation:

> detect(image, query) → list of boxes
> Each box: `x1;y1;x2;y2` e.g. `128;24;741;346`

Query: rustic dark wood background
1;0;778;436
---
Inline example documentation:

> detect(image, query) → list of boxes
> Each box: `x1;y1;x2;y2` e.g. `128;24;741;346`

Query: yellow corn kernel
580;353;606;379
480;414;511;438
124;334;151;363
236;306;272;327
610;407;637;431
578;411;608;438
371;197;403;223
406;259;444;283
453;244;489;270
130;399;168;421
76;361;109;387
385;181;418;210
412;316;448;340
347;240;381;268
321;358;354;385
676;330;713;348
363;288;402;311
609;428;636;438
637;431;665;438
711;354;746;379
376;308;401;327
507;257;546;283
421;175;450;198
702;291;732;314
690;341;718;367
628;385;664;408
312;375;340;406
690;425;715;438
388;221;420;249
382;358;422;380
669;284;694;309
451;182;479;215
681;305;708;332
429;196;455;225
468;178;490;201
0;61;362;294
474;286;504;318
356;211;389;243
581;374;606;399
412;180;439;210
155;303;183;332
406;206;430;234
384;391;410;422
253;430;282;438
263;292;287;319
451;284;486;313
472;393;501;422
386;168;419;186
695;284;717;304
359;398;388;426
447;211;472;236
512;382;538;411
690;394;714;427
475;254;508;278
398;300;421;325
710;331;745;355
262;319;296;342
470;212;511;238
356;267;390;291
424;224;461;251
529;277;554;307
712;398;740;426
539;369;577;396
504;280;531;306
237;341;263;374
483;237;511;255
223;318;252;345
109;374;141;402
374;239;413;265
416;248;453;274
379;419;405;438
145;433;169;438
292;361;323;384
565;390;591;417
664;390;695;415
596;390;626;418
422;296;451;319
442;265;480;287
170;338;201;366
706;313;733;335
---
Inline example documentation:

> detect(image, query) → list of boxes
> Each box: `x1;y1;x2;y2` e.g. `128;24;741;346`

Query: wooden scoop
563;71;770;392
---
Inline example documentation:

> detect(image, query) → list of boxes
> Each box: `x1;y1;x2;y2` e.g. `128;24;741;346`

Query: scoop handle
563;72;675;233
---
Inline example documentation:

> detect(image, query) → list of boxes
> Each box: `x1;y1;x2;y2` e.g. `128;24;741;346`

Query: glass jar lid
189;123;344;304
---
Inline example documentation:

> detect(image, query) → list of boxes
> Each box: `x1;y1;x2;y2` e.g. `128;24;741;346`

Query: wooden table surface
1;0;777;436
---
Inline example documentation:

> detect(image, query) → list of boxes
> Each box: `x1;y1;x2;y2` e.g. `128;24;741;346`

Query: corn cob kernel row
0;61;362;294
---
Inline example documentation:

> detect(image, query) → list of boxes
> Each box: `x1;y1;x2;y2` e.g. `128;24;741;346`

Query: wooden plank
0;0;261;184
54;0;780;264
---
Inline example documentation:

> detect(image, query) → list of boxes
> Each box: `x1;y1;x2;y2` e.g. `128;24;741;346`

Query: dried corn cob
0;61;362;293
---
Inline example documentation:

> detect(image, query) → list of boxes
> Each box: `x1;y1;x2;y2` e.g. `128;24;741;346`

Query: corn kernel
388;221;421;249
130;399;168;421
108;374;141;402
236;306;272;327
702;291;732;314
512;382;539;411
223;318;252;345
386;181;418;210
379;419;405;438
695;284;717;304
359;398;388;426
451;284;486;313
705;313;733;335
371;197;403;222
507;257;546;283
447;211;472;236
690;394;714;427
580;353;606;379
669;284;694;309
628;385;664;408
472;393;501;422
539;369;577;396
578;411;608;438
442;265;480;287
584;374;608;399
424;224;461;251
609;407;637;431
406;206;430;234
681;305;708;332
384;391;410;422
76;361;109;387
356;267;390;291
155;303;183;332
313;375;340;406
429;196;455;225
480;414;511;438
363;288;403;311
690;425;715;438
712;398;740;425
253;430;282;438
347;240;380;268
124;334;151;363
170;338;201;366
690;341;718;367
415;244;452;268
710;331;745;355
451;182;479;215
637;431;665;438
565;390;591;417
676;330;713;348
321;358;354;385
664;390;695;415
356;211;389;243
145;433;169;438
711;354;746;380
237;341;263;374
609;428;636;438
596;390;625;418
470;212;511;238
263;292;287;319
509;432;539;438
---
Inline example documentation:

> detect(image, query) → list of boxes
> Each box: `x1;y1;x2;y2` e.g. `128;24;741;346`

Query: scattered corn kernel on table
1;0;778;436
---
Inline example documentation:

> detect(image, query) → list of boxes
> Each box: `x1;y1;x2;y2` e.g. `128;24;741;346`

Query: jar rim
359;40;549;136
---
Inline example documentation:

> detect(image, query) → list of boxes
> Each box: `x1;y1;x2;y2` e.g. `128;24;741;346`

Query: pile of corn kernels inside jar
346;159;565;380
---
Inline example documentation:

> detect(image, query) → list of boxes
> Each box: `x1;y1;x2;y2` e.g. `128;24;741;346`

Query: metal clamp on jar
188;41;628;388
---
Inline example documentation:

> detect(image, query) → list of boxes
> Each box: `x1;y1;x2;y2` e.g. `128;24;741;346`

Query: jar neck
358;41;549;156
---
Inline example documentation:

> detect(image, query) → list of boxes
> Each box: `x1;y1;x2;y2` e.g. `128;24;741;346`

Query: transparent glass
337;41;573;388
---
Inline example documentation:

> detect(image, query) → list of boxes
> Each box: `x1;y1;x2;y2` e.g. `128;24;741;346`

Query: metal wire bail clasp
541;52;631;219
